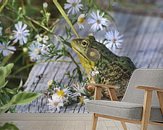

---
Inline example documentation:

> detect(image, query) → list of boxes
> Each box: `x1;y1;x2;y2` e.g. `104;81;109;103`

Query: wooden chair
86;69;163;130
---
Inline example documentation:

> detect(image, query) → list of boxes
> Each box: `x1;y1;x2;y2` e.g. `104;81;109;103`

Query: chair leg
121;121;127;130
92;113;98;130
141;90;153;130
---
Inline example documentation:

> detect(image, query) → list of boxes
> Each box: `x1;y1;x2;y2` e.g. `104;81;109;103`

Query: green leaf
0;92;41;111
0;102;12;112
4;63;14;77
0;67;5;87
5;88;18;95
18;80;23;90
0;123;19;130
10;92;41;105
0;81;8;89
0;54;12;67
0;63;14;87
0;0;9;14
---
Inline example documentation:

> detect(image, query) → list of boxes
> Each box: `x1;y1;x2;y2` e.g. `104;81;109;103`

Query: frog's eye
81;40;88;47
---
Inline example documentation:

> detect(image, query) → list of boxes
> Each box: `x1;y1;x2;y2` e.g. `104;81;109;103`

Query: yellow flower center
57;90;65;97
34;48;41;55
72;3;77;7
78;14;86;24
96;19;101;24
112;38;116;43
79;96;84;104
53;102;59;106
78;18;85;24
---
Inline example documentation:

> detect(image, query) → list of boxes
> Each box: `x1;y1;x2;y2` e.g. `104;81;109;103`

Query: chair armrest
136;86;163;92
89;83;116;89
89;83;118;101
137;86;163;114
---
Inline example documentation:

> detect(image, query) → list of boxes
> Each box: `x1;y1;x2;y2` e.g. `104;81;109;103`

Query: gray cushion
86;100;163;122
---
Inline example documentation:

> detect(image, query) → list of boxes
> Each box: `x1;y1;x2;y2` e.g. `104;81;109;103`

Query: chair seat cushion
86;100;163;122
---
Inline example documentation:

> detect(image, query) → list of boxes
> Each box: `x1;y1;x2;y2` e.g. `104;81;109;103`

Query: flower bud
48;80;53;87
43;2;48;8
23;47;28;53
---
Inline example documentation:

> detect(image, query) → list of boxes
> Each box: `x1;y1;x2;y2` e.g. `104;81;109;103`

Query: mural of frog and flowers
0;0;138;113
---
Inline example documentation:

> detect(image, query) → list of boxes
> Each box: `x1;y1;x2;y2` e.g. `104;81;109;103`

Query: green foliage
0;63;14;88
0;63;41;113
0;123;19;130
0;92;41;112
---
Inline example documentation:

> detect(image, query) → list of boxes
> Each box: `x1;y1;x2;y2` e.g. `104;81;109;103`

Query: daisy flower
78;96;89;105
77;14;86;29
13;21;30;45
28;41;42;61
36;34;49;44
48;94;64;112
48;80;53;87
90;70;99;77
42;35;49;44
0;42;16;56
35;34;43;42
88;10;108;32
105;30;123;51
41;44;49;55
64;0;83;15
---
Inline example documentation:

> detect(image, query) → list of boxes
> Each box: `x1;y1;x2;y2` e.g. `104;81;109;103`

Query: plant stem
0;0;9;13
52;0;80;38
12;63;34;75
0;54;12;66
66;51;81;70
25;16;53;33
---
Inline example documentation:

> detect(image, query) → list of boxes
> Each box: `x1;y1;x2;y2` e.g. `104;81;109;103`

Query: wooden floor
0;113;139;130
1;114;163;130
16;12;163;113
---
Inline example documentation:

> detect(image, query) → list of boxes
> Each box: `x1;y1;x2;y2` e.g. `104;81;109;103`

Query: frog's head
71;36;101;62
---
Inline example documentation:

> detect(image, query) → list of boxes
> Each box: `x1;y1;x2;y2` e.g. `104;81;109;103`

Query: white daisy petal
18;21;23;30
22;24;27;31
112;45;117;51
64;4;72;9
106;43;113;49
3;50;10;56
0;42;16;56
7;46;16;51
28;41;42;62
67;0;73;3
116;42;122;48
117;39;123;43
47;94;64;111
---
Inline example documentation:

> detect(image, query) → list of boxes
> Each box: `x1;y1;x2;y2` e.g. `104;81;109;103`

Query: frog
71;35;136;98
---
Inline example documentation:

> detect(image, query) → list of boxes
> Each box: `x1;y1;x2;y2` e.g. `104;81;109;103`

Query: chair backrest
122;69;163;107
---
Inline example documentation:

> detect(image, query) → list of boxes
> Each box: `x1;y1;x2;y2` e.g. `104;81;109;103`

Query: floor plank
0;114;121;130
